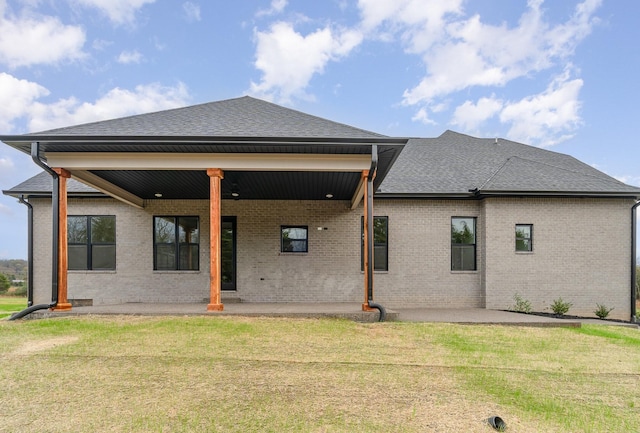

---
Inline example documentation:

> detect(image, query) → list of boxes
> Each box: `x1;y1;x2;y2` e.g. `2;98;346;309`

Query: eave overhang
1;135;408;204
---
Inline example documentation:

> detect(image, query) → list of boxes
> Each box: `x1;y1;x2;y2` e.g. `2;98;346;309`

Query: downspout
366;144;386;322
9;142;59;320
631;200;640;322
17;195;33;307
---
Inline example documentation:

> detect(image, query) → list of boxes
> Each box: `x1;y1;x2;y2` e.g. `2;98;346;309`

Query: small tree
0;273;10;294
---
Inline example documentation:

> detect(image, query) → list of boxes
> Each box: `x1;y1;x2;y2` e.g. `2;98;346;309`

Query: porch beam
207;168;224;312
45;152;371;172
72;170;145;209
350;175;366;210
52;168;72;311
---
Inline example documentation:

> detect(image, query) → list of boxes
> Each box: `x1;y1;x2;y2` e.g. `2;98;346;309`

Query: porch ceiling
93;170;363;200
3;136;406;202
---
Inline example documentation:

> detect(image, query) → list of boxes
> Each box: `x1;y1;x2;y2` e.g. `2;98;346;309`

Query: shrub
12;285;27;297
511;293;532;314
0;273;10;295
550;297;573;316
594;304;613;319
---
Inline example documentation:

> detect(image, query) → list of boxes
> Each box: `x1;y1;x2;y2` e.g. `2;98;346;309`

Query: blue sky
0;0;639;260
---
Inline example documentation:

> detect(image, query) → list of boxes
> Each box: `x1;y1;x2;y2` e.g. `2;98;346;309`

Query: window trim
153;216;200;271
68;215;116;271
451;216;477;271
280;225;309;253
361;215;389;272
515;224;533;252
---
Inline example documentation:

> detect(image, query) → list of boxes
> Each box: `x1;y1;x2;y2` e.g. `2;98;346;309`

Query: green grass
0;296;27;319
1;316;639;432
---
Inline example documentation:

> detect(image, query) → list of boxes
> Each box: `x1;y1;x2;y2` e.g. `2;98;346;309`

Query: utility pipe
365;144;386;322
8;143;59;320
17;195;33;307
632;200;640;322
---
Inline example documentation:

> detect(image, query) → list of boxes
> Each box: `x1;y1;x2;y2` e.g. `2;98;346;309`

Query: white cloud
0;73;49;131
117;50;143;64
402;0;601;106
411;107;436;125
249;22;363;103
452;96;503;131
71;0;156;25
499;69;583;146
0;156;14;170
257;0;288;17
183;2;201;22
0;7;86;68
358;0;463;52
27;82;190;132
614;175;640;187
0;203;12;217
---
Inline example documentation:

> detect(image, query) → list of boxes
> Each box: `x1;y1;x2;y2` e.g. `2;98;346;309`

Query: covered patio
1;97;407;314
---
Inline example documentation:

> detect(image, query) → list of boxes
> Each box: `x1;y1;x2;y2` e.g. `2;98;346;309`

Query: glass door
221;216;236;291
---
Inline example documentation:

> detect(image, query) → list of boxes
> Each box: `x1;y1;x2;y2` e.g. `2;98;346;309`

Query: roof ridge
241;96;388;138
476;157;512;191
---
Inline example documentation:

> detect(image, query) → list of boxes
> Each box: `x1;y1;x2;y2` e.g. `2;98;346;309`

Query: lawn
0;295;27;319
1;316;639;433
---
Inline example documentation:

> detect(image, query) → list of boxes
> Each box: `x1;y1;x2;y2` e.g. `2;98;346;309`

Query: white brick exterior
29;196;635;320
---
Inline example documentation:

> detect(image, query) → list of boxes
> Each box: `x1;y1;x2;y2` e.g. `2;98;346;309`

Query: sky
0;0;639;260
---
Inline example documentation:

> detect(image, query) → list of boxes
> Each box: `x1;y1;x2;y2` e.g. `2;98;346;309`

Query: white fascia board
45;152;371;172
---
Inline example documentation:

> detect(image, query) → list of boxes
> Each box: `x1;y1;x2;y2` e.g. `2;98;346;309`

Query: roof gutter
632;200;640;321
9;142;59;319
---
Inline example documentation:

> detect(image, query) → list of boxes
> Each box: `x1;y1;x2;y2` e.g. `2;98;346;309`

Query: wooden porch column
362;169;375;311
53;168;72;311
207;168;224;311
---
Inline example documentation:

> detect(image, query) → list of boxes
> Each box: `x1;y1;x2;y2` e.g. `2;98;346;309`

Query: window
451;217;476;271
516;224;533;252
281;226;308;252
361;216;388;271
154;216;199;270
68;216;116;270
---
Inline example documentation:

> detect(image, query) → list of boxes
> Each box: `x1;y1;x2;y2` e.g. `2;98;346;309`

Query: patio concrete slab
24;302;640;327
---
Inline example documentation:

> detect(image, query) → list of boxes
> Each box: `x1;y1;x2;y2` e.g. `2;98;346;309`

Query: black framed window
516;224;533;252
154;216;199;270
361;216;388;271
451;217;476;271
281;226;308;252
68;215;116;270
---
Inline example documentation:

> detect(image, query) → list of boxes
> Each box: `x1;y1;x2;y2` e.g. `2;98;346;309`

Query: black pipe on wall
17;195;33;307
632;200;640;321
8;143;60;320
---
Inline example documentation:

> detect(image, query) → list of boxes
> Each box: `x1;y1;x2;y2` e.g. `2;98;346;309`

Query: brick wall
28;196;635;318
483;197;634;320
373;199;483;308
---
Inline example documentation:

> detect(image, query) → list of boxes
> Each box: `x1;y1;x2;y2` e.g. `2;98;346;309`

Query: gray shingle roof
378;130;640;197
28;96;387;139
5;130;640;199
3;172;101;197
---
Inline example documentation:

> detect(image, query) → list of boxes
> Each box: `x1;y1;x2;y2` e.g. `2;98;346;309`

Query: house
3;96;639;320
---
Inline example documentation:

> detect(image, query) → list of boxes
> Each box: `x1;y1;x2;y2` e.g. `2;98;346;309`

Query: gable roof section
2;96;390;152
3;172;102;198
0;96;406;202
38;95;387;138
378;130;640;198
